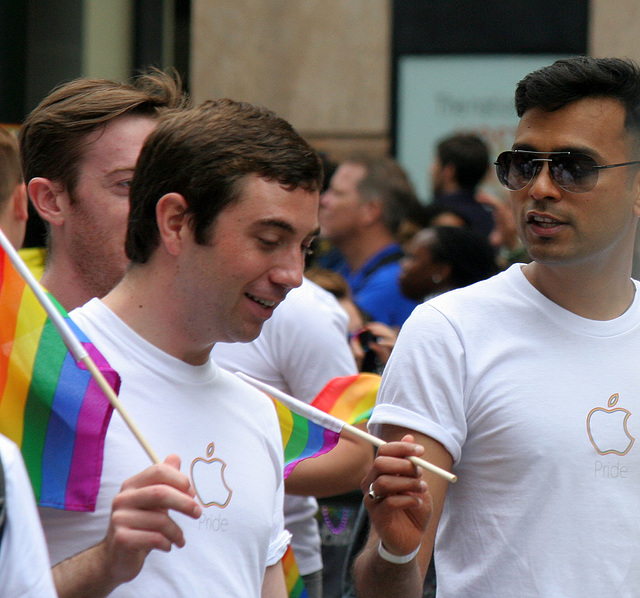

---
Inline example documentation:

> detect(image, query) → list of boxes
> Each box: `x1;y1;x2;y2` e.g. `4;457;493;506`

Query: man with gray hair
319;156;420;328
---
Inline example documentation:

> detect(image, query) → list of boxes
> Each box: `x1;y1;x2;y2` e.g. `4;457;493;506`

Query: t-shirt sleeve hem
369;404;461;463
266;529;292;567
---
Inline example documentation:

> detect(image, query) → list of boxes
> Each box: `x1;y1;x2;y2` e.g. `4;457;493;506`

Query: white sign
397;54;571;200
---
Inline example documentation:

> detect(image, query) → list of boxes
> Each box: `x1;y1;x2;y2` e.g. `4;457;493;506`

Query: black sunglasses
494;150;640;194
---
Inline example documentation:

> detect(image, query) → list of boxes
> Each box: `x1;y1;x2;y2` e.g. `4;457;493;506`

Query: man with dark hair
39;99;322;597
354;56;640;597
430;132;494;237
319;156;420;328
0;128;28;249
21;69;187;310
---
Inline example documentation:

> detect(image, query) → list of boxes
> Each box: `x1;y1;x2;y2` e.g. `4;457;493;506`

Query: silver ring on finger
368;482;384;502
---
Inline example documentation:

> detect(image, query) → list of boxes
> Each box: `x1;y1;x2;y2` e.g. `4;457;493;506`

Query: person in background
352;225;501;374
319;156;420;327
476;189;531;268
0;127;28;249
398;226;499;302
20;69;187;310
429;132;494;238
0;433;58;597
0;132;56;597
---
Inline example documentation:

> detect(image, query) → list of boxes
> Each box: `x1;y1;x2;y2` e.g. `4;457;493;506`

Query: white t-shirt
370;264;640;598
212;277;358;575
0;434;57;597
40;299;289;597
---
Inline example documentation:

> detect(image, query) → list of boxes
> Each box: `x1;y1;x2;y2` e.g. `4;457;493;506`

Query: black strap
353;249;405;294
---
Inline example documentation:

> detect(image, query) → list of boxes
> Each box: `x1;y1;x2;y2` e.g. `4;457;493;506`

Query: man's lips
526;212;567;234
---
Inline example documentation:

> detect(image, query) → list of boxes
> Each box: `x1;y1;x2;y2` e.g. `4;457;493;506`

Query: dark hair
126;98;323;264
515;56;640;148
346;155;419;235
430;226;499;288
0;128;21;209
436;133;489;191
422;203;472;229
20;68;188;195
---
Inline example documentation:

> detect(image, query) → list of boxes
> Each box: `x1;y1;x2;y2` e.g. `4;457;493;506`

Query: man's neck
336;229;398;272
41;267;97;313
522;261;636;321
101;266;213;366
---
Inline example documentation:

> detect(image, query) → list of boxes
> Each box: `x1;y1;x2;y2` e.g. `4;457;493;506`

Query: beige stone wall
190;0;391;160
589;0;640;60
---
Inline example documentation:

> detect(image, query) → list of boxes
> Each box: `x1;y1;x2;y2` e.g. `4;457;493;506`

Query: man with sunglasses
353;56;640;597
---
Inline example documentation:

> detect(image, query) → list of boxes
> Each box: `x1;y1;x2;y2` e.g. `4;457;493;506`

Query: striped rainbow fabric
282;545;309;598
274;396;341;479
0;246;119;511
267;373;381;478
311;373;381;425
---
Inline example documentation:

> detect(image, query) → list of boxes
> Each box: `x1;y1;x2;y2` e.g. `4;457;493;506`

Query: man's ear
11;183;28;223
441;162;457;186
156;192;190;256
434;263;452;286
631;166;640;218
360;199;383;226
27;177;67;226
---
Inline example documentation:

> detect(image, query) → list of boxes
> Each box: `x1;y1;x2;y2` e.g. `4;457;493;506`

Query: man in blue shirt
319;156;420;328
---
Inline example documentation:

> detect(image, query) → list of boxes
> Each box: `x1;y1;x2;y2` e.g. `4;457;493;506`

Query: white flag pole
236;372;457;483
0;229;160;464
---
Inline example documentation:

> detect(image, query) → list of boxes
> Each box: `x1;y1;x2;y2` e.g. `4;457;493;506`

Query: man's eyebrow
104;167;136;178
256;219;295;233
254;220;320;238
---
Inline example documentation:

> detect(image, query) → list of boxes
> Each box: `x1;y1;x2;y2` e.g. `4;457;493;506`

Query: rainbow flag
311;373;380;425
282;545;309;598
273;395;341;478
263;375;380;598
0;244;119;511
241;373;381;478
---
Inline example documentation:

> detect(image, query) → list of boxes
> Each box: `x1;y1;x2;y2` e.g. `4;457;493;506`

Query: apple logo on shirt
190;442;233;508
587;393;635;456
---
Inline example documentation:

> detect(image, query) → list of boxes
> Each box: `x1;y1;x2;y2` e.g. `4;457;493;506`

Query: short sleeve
368;302;468;464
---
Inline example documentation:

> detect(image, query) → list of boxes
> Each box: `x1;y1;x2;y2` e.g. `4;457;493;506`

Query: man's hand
361;435;431;557
53;454;202;598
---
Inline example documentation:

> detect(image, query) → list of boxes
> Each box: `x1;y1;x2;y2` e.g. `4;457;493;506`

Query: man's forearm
52;543;120;598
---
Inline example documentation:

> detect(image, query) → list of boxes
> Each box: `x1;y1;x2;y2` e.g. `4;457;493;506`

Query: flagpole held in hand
0;228;160;465
236;372;457;484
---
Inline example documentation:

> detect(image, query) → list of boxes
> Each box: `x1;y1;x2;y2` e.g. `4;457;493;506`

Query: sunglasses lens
549;154;598;192
495;152;536;190
495;152;599;193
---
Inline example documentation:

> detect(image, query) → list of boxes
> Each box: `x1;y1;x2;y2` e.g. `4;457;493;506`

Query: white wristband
377;540;421;564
